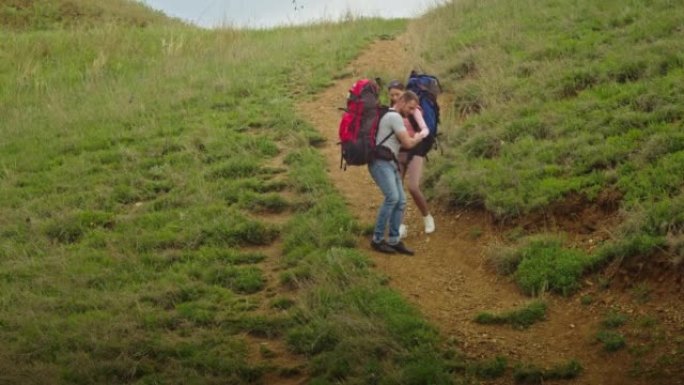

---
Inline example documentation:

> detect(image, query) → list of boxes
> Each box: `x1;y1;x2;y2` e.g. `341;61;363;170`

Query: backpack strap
371;110;400;165
377;131;394;146
407;114;420;134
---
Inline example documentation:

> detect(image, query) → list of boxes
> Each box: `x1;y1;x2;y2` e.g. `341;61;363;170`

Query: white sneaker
423;215;435;234
399;224;408;239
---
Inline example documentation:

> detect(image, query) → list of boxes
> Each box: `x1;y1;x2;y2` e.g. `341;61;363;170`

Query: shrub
596;330;626;352
601;310;628;329
513;237;591;296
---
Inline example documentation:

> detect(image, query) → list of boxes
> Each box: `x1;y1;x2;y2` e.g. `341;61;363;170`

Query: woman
387;80;436;235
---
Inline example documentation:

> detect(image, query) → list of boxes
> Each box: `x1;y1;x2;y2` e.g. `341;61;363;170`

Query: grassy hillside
0;4;461;384
0;0;176;30
415;0;683;292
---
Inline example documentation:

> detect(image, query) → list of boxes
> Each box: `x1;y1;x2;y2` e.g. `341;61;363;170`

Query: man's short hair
400;90;419;103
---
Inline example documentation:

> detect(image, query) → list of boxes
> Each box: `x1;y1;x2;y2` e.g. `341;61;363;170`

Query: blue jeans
368;159;406;245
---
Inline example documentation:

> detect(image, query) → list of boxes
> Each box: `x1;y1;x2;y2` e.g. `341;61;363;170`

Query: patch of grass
259;343;277;359
204;266;266;294
545;359;584;380
513;236;591;296
469;226;483;239
279;265;313;289
474;301;547;329
635;315;657;328
195;211;280;248
486;244;523;275
601;310;628;329
223;315;292;338
270;297;296;310
184;247;267;265
596;330;627;352
208;157;264;180
238;192;290;214
42;210;114;244
282;245;457;382
630;282;652;304
513;359;583;384
469;356;508;379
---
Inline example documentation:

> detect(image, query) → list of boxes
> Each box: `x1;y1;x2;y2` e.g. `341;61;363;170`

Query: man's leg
387;165;406;245
368;160;401;243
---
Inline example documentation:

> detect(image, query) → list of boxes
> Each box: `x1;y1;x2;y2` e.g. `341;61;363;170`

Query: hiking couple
369;79;437;256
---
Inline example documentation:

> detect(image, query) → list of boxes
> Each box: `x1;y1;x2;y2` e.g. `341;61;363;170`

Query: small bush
602;310;628;329
514;237;590;296
596;330;626;352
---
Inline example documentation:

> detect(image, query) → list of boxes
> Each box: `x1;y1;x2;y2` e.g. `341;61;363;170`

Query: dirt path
295;34;684;385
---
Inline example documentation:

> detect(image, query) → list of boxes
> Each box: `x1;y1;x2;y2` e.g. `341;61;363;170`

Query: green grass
1;2;459;383
474;301;547;329
602;310;628;329
513;359;583;384
596;330;627;352
489;235;596;296
0;0;178;30
281;146;458;383
416;0;684;272
468;356;508;379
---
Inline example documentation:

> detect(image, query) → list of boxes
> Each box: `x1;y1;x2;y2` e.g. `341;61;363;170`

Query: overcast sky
140;0;446;28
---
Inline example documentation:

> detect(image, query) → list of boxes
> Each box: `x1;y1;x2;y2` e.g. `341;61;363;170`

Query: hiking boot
371;239;396;254
424;214;435;234
399;224;408;240
388;241;414;256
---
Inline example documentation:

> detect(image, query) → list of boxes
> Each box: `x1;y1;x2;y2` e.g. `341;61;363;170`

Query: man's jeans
368;159;406;245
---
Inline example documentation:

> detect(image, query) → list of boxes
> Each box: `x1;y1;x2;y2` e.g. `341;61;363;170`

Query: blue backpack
406;71;441;138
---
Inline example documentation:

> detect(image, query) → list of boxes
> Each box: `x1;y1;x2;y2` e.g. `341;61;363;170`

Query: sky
139;0;446;28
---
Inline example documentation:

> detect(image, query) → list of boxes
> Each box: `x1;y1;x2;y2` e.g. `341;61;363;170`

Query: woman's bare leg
405;156;429;216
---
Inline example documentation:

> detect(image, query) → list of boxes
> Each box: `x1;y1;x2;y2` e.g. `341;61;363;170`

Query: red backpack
338;79;391;168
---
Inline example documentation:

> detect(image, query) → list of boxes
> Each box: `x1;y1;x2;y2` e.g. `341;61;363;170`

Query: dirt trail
296;35;680;385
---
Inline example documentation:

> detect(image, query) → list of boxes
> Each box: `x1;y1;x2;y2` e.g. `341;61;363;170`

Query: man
369;91;429;255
